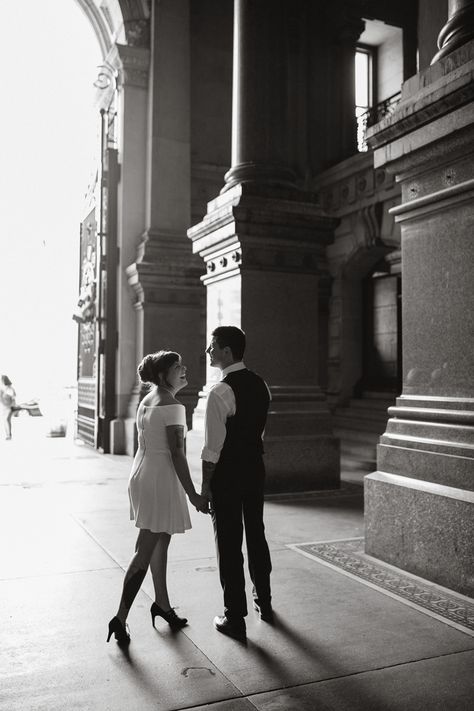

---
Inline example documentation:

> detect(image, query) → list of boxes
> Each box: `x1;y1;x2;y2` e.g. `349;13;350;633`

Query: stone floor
1;418;473;710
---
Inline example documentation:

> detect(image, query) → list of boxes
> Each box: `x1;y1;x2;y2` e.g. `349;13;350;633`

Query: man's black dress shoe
253;600;274;622
213;615;246;640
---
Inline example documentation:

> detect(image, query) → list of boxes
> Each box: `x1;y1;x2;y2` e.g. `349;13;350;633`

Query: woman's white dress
128;403;191;534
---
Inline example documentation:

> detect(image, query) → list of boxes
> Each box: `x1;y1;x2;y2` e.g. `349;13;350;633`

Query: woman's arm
166;425;206;510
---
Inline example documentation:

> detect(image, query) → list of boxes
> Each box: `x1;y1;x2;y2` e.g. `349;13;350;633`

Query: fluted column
223;0;295;190
432;0;474;63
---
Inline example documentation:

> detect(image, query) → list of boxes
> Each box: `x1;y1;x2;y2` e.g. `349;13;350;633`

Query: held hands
190;491;211;514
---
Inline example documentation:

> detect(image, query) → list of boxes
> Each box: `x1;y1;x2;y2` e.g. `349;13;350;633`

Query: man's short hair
212;326;246;361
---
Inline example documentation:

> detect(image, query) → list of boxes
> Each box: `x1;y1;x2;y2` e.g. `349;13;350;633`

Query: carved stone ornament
105;44;150;89
73;249;97;325
93;60;118;111
124;18;150;48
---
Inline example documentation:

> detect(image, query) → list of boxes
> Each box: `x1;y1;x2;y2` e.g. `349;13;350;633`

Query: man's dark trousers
211;455;272;621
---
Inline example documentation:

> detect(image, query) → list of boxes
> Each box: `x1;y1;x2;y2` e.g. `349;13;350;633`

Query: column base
264;434;340;493
110;418;125;454
222;162;297;192
365;471;474;597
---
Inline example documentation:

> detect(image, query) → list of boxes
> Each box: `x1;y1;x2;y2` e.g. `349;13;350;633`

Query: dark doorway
360;259;402;394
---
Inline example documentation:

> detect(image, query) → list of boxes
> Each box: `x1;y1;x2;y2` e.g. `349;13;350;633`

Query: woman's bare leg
4;411;13;439
116;529;160;624
150;533;172;610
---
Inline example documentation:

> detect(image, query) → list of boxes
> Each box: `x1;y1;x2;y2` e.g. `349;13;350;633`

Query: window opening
355;45;374;152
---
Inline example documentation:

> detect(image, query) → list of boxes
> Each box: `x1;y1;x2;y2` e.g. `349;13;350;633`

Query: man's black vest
218;368;270;463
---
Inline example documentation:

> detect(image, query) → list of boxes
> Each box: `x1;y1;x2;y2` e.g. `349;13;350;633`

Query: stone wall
312;151;401;405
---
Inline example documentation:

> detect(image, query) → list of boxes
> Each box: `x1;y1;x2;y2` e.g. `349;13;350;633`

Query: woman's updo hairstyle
137;350;180;387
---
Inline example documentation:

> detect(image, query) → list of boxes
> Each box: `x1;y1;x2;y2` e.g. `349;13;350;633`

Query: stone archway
72;0;152;452
76;0;150;57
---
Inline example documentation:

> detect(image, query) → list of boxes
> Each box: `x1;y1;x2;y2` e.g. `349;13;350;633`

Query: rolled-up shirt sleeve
201;385;232;463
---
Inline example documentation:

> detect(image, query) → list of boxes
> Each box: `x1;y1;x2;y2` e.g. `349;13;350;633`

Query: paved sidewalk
1;420;473;710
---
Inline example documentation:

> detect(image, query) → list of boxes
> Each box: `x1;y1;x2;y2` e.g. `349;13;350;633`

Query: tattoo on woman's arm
174;427;184;450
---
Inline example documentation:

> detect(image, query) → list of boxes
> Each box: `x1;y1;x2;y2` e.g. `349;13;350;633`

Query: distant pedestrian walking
0;375;16;440
107;350;208;645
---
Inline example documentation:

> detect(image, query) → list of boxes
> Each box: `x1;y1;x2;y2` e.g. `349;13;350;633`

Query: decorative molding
77;0;114;57
93;59;118;109
105;43;150;89
390;177;474;223
313;152;397;220
290;538;474;636
189;185;337;278
126;229;204;306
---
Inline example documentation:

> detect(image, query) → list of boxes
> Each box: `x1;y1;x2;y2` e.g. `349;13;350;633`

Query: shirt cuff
201;446;220;464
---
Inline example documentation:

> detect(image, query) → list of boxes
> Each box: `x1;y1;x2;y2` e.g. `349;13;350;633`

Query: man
200;326;273;640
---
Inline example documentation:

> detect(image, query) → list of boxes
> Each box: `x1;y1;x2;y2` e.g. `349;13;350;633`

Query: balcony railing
356;92;402;152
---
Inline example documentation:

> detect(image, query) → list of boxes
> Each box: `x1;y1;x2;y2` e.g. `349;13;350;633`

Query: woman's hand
190;491;210;514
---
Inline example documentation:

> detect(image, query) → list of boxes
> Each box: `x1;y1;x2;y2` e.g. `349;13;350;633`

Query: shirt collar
221;361;246;379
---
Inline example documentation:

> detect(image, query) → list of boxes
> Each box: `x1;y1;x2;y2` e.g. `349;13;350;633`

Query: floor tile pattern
292;538;474;634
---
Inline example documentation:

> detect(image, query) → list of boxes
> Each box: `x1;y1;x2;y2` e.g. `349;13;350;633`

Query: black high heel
107;616;130;644
150;602;188;629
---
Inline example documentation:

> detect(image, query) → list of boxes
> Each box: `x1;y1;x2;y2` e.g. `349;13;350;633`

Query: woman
108;350;206;644
0;375;16;440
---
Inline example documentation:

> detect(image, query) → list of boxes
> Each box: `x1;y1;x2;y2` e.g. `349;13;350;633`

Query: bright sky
0;0;102;401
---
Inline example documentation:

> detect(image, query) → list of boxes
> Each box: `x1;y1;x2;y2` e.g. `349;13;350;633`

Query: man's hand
190;491;210;514
200;486;213;515
201;460;216;514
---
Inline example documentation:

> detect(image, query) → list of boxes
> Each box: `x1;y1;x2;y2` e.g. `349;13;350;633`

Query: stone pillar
111;44;150;453
188;0;340;493
223;0;295;190
126;0;204;437
365;40;474;596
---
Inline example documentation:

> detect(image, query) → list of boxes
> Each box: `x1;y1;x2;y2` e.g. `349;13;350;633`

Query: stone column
365;39;474;596
223;0;295;190
126;0;204;437
95;42;150;454
188;0;340;493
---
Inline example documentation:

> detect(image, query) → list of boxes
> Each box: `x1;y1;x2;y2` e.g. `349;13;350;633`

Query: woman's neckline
143;402;182;408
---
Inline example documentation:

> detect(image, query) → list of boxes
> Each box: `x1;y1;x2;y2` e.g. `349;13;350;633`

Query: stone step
362;390;398;400
334;406;390;424
341;454;376;472
340;438;377;455
335;428;380;450
349;397;394;411
333;416;388;434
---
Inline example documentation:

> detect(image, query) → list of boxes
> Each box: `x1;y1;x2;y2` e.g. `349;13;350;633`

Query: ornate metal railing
357;92;402;152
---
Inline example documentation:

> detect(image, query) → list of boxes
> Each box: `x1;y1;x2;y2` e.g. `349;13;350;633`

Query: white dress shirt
201;362;271;464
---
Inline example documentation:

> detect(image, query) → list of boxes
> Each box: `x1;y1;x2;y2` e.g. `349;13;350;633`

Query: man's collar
221;361;246;379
